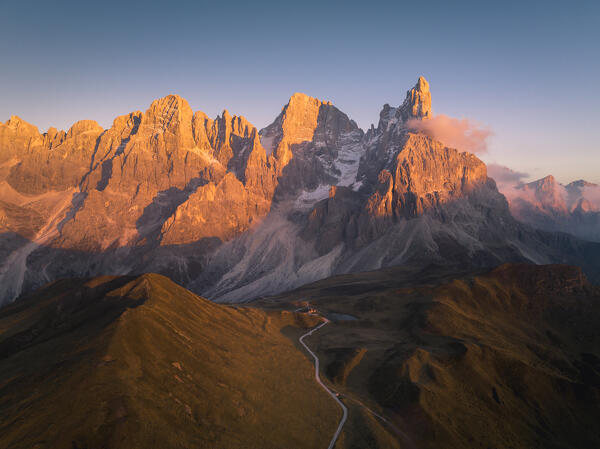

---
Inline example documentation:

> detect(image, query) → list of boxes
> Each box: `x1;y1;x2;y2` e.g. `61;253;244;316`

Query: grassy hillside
3;264;598;449
260;263;600;449
0;274;338;449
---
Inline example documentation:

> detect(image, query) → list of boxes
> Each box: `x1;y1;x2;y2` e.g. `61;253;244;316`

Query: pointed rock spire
399;76;432;121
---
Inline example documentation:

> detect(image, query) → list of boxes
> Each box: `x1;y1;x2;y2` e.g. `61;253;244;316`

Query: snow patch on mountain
259;134;276;156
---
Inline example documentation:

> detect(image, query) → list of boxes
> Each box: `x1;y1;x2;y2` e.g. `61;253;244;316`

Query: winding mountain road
299;319;348;449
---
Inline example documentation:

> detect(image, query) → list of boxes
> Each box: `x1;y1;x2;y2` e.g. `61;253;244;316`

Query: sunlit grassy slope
0;273;338;449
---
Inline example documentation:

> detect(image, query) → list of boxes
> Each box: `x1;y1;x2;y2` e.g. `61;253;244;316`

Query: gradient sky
1;0;598;184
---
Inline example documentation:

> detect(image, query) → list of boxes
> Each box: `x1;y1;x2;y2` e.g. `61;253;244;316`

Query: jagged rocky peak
2;115;41;139
566;179;599;210
507;174;600;241
532;174;557;188
129;94;198;154
568;179;596;187
267;92;332;147
365;133;491;219
194;109;263;168
288;91;332;107
66;120;103;138
370;76;433;137
5;115;35;129
399;75;432;121
512;175;568;214
43;127;66;149
567;179;598;192
143;94;194;138
146;94;193;117
215;110;256;139
527;176;568;205
521;175;562;198
260;92;358;148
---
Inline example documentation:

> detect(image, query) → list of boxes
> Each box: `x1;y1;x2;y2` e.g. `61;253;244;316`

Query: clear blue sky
1;0;598;183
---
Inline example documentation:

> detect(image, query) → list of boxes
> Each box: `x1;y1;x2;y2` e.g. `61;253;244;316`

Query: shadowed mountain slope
258;263;600;449
0;274;338;449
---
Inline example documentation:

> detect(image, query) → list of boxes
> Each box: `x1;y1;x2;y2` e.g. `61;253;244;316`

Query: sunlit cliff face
0;76;493;252
258;92;325;169
5;77;596;306
0;87;361;253
400;76;432;121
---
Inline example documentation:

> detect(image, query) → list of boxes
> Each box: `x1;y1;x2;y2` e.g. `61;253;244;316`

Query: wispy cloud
407;114;493;153
488;164;540;206
487;163;530;191
580;185;600;210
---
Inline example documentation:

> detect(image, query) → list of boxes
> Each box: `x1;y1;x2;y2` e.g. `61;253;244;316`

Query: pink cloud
487;163;530;191
481;164;540;207
407;114;493;153
581;185;600;210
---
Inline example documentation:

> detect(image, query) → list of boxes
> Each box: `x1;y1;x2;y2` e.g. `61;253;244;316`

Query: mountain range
2;77;600;449
497;174;600;242
1;77;599;306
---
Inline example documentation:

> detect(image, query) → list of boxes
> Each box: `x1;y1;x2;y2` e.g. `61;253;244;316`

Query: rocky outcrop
260;93;328;167
380;133;487;217
161;172;271;245
0;116;43;163
1;116;103;194
398;75;432;121
50;95;283;251
259;92;363;196
301;78;491;256
201;79;600;302
1;77;599;305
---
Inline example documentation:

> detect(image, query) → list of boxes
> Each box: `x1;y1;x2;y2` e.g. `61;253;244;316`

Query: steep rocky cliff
1;78;598;305
195;79;600;301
